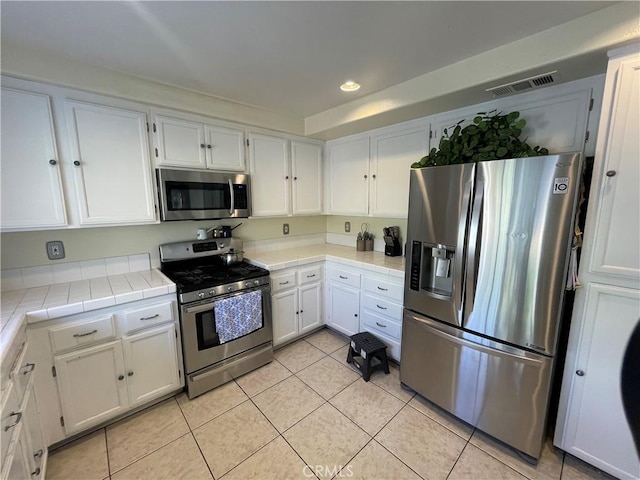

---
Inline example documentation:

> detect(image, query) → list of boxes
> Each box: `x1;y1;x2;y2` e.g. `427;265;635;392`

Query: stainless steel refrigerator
401;153;582;460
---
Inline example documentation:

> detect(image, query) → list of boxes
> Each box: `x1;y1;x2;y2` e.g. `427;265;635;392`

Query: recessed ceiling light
340;81;361;92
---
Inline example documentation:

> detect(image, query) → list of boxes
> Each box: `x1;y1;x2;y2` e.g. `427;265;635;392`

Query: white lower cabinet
28;295;183;445
271;264;323;346
54;340;129;435
325;263;404;360
2;341;47;480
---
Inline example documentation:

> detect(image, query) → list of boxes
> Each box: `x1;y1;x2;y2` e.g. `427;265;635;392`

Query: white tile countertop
244;243;406;277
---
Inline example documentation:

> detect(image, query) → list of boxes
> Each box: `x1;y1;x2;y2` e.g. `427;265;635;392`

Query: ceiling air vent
486;71;557;97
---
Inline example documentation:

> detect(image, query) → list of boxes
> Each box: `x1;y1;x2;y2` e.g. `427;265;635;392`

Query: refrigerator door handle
465;180;484;319
454;180;473;317
407;311;545;365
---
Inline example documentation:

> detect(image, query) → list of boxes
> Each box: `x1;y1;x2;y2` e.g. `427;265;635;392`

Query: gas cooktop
161;260;268;294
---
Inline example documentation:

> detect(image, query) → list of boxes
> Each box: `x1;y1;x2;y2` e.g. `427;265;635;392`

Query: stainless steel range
160;238;272;399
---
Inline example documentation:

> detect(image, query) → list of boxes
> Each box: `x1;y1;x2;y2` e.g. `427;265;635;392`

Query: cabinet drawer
327;269;361;289
360;309;402;341
122;301;174;333
49;316;116;353
363;276;403;302
298;265;323;285
361;294;402;320
360;323;401;362
271;272;297;293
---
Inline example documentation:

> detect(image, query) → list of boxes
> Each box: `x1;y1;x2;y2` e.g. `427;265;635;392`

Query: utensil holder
356;239;365;251
365;239;373;251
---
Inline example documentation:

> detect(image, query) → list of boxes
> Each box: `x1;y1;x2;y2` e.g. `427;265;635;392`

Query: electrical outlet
46;241;65;260
283;223;290;235
345;222;351;233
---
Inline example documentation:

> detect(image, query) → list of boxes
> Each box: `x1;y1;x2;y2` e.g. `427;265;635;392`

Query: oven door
180;285;272;375
157;168;251;221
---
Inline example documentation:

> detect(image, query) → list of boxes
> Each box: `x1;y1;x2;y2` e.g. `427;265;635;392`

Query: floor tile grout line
330;437;375;480
443;434;470;480
278;433;323;480
186;429;215;480
370;436;428;480
103;427;112;478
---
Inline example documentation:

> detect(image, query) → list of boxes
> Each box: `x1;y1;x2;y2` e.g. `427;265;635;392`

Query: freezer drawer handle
73;329;98;338
575;370;585;376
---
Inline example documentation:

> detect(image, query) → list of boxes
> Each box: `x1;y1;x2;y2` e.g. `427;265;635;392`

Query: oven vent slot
486;71;557;97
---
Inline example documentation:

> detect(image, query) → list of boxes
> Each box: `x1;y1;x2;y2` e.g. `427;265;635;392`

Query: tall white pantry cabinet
554;44;640;480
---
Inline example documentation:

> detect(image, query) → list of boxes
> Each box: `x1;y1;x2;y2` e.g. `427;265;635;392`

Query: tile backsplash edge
1;253;151;292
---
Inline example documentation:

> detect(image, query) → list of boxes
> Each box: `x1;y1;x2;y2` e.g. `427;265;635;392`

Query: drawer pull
339;275;348;279
22;363;36;375
306;274;316;278
73;329;98;338
377;286;388;291
375;322;387;328
279;281;290;285
127;371;134;377
4;411;22;431
34;449;44;459
376;304;387;310
140;314;160;321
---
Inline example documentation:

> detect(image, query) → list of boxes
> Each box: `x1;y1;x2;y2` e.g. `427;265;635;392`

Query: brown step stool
346;332;390;381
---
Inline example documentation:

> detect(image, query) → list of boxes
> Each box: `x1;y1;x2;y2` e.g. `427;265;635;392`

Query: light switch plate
46;241;65;260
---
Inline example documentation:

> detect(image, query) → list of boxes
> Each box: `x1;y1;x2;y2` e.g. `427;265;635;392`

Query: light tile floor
46;328;617;480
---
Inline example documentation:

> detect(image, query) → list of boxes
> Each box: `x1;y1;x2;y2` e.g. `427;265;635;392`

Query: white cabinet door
1;427;32;480
1;88;67;230
558;283;640;480
54;340;128;435
291;141;322;215
21;387;46;478
327;138;369;215
299;283;322;335
326;283;360;337
272;289;298;347
154;114;206;168
589;56;640;280
205;124;245;171
66;101;156;225
122;324;180;408
370;125;428;217
249;133;290;216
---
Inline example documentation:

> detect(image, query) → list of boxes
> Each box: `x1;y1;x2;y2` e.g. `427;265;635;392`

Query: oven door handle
228;179;235;215
184;303;215;315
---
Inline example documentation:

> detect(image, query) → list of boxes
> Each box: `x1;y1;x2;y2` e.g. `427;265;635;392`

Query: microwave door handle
464;180;484;325
454;180;473;319
228;179;235;215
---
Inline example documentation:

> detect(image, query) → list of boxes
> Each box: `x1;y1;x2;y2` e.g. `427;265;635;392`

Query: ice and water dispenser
409;241;455;298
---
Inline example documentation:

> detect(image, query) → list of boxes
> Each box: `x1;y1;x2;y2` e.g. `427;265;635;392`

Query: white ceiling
1;1;618;119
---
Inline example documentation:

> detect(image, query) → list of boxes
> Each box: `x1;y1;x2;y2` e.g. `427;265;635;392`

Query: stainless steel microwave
156;169;251;221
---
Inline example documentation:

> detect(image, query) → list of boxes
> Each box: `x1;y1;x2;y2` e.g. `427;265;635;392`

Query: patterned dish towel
214;290;263;344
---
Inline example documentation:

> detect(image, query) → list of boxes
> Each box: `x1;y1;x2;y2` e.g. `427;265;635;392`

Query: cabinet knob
293;176;297;180
605;170;616;177
372;174;376;179
285;176;289;180
31;467;41;477
207;144;212;149
49;159;57;166
34;449;44;459
364;174;368;179
118;375;124;381
296;311;299;315
200;144;206;148
354;313;358;317
73;160;81;166
300;310;303;313
576;370;585;376
127;371;134;377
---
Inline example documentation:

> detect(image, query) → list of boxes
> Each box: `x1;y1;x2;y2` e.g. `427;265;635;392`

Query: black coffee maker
383;226;402;256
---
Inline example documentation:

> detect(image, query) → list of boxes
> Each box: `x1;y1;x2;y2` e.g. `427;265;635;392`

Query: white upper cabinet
249;133;323;217
152;110;245;171
291;141;322;215
249;132;290;216
1;88;67;230
370;124;428;217
588;55;640;279
327;137;370;215
430;83;592;155
66;100;156;225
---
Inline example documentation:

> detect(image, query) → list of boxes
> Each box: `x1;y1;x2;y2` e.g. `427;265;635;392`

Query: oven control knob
254;280;260;285
209;289;215;296
227;286;234;292
198;292;206;299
